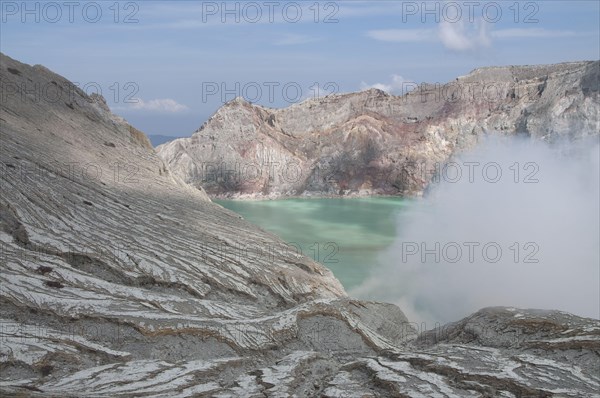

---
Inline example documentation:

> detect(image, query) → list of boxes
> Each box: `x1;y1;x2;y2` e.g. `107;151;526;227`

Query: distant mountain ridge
147;134;183;147
157;60;599;199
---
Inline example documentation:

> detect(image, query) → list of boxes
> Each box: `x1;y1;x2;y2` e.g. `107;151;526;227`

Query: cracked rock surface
1;53;599;397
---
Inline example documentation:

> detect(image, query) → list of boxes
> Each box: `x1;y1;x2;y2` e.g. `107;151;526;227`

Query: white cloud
366;29;435;43
367;21;492;52
360;74;412;95
438;19;491;52
128;98;189;113
492;28;578;39
368;23;583;53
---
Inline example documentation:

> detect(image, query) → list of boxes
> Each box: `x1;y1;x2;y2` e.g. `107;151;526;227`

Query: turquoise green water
216;197;408;289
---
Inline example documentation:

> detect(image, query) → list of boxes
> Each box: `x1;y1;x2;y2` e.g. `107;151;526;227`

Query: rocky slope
1;53;599;397
157;61;599;198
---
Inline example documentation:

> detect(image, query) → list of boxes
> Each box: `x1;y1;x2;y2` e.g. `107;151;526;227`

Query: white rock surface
157;61;599;198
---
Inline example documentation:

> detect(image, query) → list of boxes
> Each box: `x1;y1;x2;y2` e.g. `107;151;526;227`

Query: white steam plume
352;135;600;325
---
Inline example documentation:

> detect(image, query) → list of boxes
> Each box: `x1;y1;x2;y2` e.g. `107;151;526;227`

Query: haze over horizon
2;0;599;136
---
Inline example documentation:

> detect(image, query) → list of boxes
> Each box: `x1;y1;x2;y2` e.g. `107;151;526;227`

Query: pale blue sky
1;1;599;136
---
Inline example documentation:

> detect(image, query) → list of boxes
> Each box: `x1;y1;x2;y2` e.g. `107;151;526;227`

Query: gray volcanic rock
1;53;599;396
157;61;599;198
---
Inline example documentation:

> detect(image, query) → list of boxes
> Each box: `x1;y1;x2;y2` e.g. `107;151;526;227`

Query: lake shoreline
211;192;419;202
216;197;409;290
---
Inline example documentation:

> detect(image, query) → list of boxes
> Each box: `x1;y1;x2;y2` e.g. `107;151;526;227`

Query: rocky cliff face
157;61;599;198
1;53;599;396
